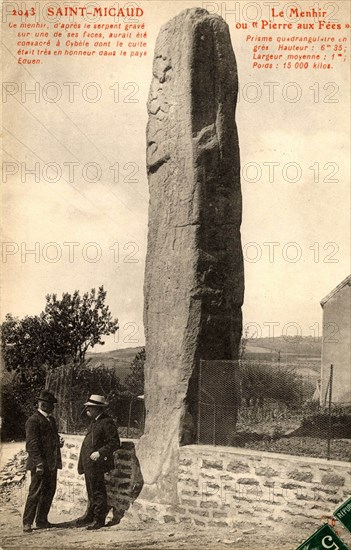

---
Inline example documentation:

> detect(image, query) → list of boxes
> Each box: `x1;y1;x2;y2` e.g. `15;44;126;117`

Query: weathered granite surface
137;8;244;502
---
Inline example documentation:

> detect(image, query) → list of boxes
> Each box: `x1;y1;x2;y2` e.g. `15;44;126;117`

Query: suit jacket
25;411;62;472
78;413;120;475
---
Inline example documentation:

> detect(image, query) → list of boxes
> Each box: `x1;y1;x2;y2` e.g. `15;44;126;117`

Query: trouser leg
23;471;42;526
83;474;94;521
86;470;107;523
35;470;57;525
93;472;107;523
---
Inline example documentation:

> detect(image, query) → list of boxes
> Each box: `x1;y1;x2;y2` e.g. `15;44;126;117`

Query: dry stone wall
127;445;351;533
7;436;349;535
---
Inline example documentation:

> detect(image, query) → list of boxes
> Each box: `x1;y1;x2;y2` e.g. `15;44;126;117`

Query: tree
241;361;302;408
1;286;119;372
239;327;249;360
1;313;47;375
124;348;145;396
1;314;48;437
43;286;118;366
1;287;119;436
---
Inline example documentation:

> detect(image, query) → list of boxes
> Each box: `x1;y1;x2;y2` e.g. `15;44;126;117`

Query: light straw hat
84;394;108;407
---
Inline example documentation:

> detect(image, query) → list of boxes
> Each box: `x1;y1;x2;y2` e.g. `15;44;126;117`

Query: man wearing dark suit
23;390;63;532
77;394;120;530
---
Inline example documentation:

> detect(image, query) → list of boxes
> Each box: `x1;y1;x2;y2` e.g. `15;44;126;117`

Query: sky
1;0;350;351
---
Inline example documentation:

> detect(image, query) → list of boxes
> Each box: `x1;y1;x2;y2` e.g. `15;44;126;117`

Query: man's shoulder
100;414;114;423
26;411;43;426
26;411;40;422
99;414;118;428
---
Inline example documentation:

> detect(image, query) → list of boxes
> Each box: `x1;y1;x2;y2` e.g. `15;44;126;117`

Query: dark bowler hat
36;390;58;404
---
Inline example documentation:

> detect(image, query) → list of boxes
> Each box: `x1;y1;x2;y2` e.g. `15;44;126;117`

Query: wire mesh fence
197;359;240;446
45;364;145;437
196;358;350;461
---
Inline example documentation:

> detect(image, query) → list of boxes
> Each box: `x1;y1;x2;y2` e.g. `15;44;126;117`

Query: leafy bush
241;361;307;408
1;382;27;440
1;368;46;441
124;348;145;396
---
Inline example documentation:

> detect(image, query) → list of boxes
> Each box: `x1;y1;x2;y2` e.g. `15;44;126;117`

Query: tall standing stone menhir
137;8;244;501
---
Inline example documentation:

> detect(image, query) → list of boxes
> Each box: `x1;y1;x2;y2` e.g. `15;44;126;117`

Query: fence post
197;360;202;444
213;402;216;447
327;364;333;461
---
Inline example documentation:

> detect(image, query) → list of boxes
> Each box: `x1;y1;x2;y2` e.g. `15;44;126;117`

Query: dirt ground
1;443;349;550
0;501;310;550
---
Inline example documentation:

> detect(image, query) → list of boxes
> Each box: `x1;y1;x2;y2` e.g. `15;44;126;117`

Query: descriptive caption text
3;4;147;64
240;6;349;70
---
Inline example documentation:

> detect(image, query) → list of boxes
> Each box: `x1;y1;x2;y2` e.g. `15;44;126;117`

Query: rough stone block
255;466;278;477
213;511;228;519
121;442;135;451
117;453;132;462
179;516;192;525
288;470;313;482
163;515;176;523
181;498;198;507
321;474;345;486
188;508;209;517
137;6;243;499
117;472;132;479
200;501;218;509
180;459;192;466
201;474;216;480
227;461;250;473
174;506;186;514
209;520;230;528
237;478;259;485
281;482;303;490
206;482;220;490
220;474;235;481
181;490;201;497
202;460;223;470
117;481;130;488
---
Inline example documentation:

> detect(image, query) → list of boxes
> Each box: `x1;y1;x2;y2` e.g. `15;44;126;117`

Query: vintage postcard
1;1;350;549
